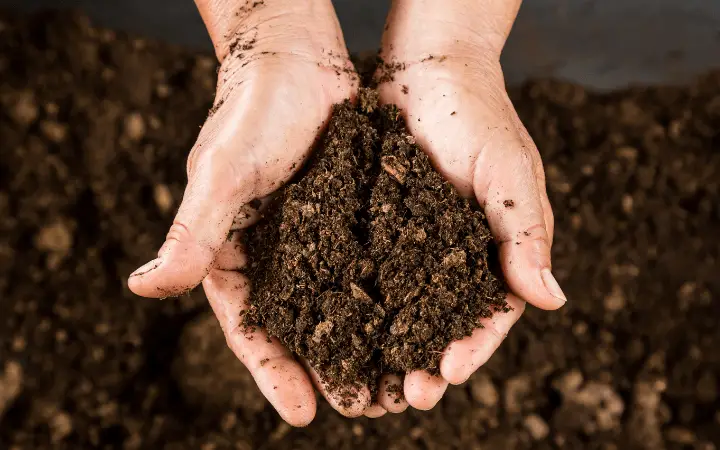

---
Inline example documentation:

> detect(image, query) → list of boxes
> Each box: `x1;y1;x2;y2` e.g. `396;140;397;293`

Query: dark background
1;0;719;89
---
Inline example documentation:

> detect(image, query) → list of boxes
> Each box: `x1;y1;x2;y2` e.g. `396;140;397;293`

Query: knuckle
166;221;193;244
485;322;508;341
192;144;219;171
186;139;217;178
224;159;254;195
196;153;251;202
519;223;551;245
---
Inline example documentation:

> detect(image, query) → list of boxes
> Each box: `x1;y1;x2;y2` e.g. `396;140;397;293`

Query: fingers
534;156;555;247
473;133;566;310
374;41;564;310
404;370;448;411
128;153;262;298
440;293;525;384
364;404;388;419
213;198;273;271
400;301;522;408
213;229;247;272
203;268;316;427
230;196;273;230
302;359;372;418
377;374;409;413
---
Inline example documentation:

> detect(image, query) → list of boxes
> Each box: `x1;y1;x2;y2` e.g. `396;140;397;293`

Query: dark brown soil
244;90;506;394
1;10;719;450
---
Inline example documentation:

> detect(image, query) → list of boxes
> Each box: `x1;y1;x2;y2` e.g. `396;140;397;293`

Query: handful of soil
244;89;507;396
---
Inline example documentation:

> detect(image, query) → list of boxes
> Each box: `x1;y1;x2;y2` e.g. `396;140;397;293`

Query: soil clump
244;90;506;395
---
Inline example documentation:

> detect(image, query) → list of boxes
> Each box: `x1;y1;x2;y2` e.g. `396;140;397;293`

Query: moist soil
1;10;719;450
244;90;506;397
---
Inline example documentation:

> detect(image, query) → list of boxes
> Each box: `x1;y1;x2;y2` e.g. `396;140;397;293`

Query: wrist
195;0;345;63
383;0;521;61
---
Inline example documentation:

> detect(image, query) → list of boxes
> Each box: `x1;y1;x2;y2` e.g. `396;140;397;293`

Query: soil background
0;10;718;450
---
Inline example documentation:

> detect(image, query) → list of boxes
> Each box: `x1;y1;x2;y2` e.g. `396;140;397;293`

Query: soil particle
123;112;146;141
34;220;73;254
352;424;364;437
627;379;667;448
409;426;424;440
469;372;499;407
386;383;403;403
374;56;406;84
40;120;68;143
153;183;174;213
552;370;625;435
269;422;292;442
504;373;533;415
244;89;507;394
0;361;23;419
523;414;550;441
48;409;73;443
603;284;626;312
6;90;39;126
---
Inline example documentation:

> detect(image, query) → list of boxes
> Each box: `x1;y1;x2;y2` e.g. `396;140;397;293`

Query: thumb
474;135;566;310
128;151;259;298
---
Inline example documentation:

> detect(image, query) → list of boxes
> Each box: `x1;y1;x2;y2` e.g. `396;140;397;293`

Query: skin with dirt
243;89;507;398
1;11;718;450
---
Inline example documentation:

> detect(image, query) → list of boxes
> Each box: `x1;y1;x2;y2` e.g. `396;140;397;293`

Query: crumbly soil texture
244;90;506;394
1;10;719;450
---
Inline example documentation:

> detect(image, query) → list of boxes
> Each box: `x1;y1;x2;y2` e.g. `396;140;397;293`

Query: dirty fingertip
277;401;316;428
364;403;387;418
404;370;448;411
302;359;371;418
255;361;317;427
440;357;471;386
378;374;409;413
129;257;163;278
333;385;372;418
128;258;165;296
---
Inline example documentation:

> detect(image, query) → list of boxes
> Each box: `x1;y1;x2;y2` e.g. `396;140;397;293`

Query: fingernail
130;258;162;278
540;268;566;302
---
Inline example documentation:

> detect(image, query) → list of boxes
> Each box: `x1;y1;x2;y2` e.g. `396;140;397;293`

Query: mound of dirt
244;90;506;396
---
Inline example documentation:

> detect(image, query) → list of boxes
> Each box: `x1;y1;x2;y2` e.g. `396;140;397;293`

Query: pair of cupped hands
128;0;566;425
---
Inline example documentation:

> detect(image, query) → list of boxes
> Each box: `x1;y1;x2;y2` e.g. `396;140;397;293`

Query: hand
128;0;367;425
372;0;566;413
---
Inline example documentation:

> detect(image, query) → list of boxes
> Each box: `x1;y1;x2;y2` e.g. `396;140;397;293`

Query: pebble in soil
243;89;508;397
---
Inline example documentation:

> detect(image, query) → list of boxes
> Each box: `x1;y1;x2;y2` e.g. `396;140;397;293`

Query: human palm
129;7;362;425
366;0;566;413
